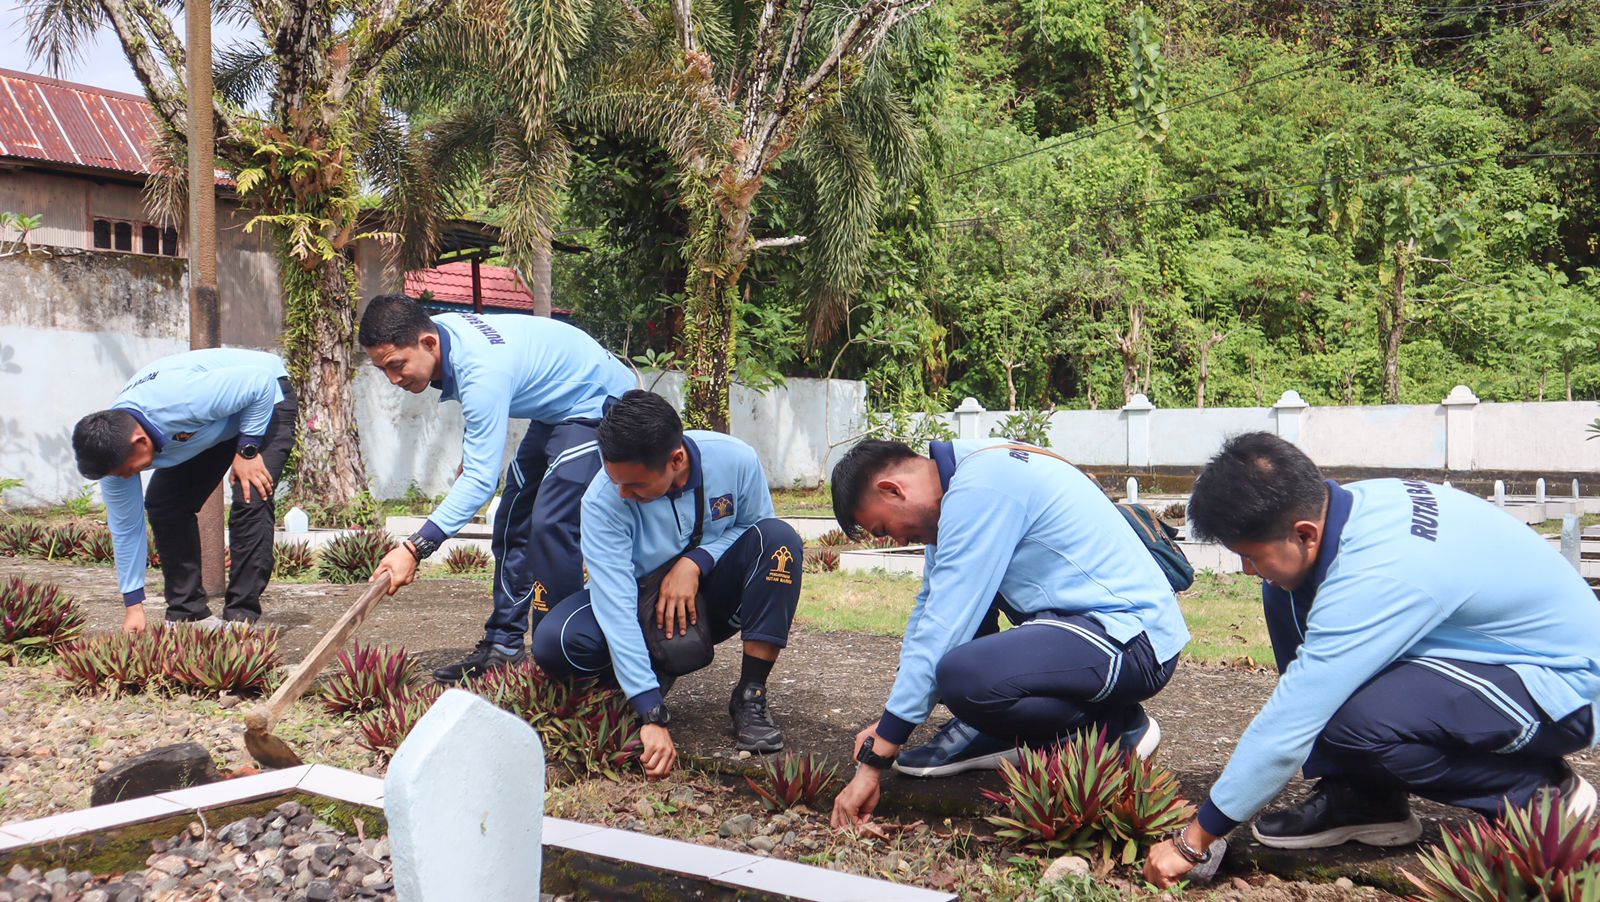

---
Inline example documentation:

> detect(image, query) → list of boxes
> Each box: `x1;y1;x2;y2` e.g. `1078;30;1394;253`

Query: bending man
828;439;1189;828
360;295;635;682
71;349;297;632
1147;433;1599;886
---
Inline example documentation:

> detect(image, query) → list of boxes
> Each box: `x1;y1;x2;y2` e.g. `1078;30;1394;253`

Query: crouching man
1147;432;1599;887
829;439;1190;829
532;390;802;777
72;349;297;631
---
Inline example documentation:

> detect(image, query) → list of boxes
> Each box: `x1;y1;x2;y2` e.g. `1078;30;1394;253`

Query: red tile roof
405;261;570;315
0;68;160;175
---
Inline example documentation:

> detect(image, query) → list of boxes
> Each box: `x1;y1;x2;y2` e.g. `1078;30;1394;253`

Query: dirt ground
6;555;1597;897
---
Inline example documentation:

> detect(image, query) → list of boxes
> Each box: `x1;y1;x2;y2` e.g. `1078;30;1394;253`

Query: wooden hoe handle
245;572;393;733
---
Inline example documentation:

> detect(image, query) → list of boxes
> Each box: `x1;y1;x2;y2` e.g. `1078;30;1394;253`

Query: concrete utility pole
187;0;226;597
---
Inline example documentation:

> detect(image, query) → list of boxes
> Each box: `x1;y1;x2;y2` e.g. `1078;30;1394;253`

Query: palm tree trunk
529;235;553;317
281;250;368;502
681;200;753;432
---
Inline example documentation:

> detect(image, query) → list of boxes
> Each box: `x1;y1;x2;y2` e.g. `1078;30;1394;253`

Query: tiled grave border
0;766;955;902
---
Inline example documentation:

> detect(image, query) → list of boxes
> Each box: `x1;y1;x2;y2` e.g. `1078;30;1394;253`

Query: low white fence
926;387;1600;474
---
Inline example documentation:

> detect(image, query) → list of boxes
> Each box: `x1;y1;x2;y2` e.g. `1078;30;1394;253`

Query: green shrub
56;623;280;696
317;529;394;583
56;628;174;695
803;549;840;573
982;726;1194;862
1405;790;1600;900
468;660;641;779
34;523;88;561
0;520;44;557
746;751;840;811
443;545;491;574
78;525;115;564
815;529;851;547
0;577;86;661
989;409;1055;447
357;684;443;756
273;540;316;578
322;642;423;714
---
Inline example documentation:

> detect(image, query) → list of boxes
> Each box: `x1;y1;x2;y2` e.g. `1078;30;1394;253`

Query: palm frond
214;41;278;108
496;0;592;140
491;129;572;275
794;106;880;341
20;0;108;77
141;127;188;228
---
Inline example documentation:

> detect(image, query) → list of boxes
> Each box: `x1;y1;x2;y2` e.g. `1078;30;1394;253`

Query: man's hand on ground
122;604;146;634
231;453;273;503
371;545;419;595
639;724;677;778
656;557;701;638
831;766;883;829
1143;839;1197;888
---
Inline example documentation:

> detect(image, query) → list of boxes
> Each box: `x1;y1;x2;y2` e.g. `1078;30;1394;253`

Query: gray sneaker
192;615;228;631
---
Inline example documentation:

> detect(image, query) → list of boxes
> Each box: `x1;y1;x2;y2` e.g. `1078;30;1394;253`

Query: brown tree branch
101;0;248;156
736;0;785;127
671;0;699;56
349;0;458;81
753;234;807;250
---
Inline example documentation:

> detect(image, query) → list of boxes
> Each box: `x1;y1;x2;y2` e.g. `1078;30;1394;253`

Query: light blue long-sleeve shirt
876;439;1191;743
99;349;288;604
417;313;636;542
1198;479;1600;834
580;432;774;715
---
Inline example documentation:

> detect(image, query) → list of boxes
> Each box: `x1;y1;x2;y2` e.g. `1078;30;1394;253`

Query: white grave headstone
284;506;310;534
1561;514;1583;573
1126;477;1139;504
1492;480;1506;507
485;494;503;525
1536;478;1547;504
1574;479;1582;500
385;689;545;902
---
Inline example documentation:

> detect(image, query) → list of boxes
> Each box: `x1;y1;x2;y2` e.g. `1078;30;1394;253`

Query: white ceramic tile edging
2;767;957;902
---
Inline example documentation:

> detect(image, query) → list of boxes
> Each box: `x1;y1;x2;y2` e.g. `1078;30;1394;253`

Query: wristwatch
406;530;440;560
856;738;896;770
643;704;672;727
237;443;260;460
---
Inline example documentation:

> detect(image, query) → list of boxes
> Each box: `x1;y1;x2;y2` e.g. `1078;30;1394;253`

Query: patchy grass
773;485;834;518
1177;572;1272;666
1531;512;1600;535
798;568;1273;665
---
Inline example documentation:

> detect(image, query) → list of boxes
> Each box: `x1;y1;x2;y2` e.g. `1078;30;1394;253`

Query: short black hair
597;390;683;469
358;294;437;349
72;409;138;479
1188;431;1328;546
829;440;921;536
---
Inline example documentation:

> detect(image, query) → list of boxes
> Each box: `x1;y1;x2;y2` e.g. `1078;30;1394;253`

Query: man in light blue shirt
532;390;803;778
359;295;636;683
71;348;296;632
1147;432;1599;887
828;439;1190;829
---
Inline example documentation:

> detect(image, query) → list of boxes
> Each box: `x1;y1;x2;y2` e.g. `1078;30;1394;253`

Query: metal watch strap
406;531;440;560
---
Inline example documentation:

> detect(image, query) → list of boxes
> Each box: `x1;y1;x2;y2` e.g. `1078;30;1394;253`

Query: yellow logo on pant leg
531;581;549;612
767;546;795;585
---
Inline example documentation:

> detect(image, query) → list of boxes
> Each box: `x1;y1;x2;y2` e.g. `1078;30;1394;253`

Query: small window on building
141;225;160;255
162;226;178;256
93;219;112;249
113;221;132;252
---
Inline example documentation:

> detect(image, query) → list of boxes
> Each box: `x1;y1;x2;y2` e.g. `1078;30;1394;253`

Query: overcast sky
0;0;251;96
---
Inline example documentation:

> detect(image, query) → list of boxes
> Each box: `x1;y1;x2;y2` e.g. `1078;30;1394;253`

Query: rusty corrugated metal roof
405;261;572;316
0;68;159;175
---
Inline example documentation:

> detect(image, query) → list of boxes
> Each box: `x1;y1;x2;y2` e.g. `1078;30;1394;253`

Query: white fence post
1123;393;1155;468
1536;478;1546;504
1126;477;1139;503
1273;390;1310;446
953;396;986;440
1493;480;1506;507
1441;385;1479;472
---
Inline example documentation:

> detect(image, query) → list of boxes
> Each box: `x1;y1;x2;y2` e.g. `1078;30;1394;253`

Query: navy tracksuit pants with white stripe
1307;659;1592;817
936;610;1178;744
486;418;603;650
1268;593;1594;817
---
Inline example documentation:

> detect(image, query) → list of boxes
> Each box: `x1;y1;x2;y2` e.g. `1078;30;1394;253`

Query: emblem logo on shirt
1009;449;1029;462
710;494;735;520
531;581;550;612
174;432;194;442
767;546;795;585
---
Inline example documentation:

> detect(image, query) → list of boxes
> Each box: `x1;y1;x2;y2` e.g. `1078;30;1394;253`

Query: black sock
739;653;775;688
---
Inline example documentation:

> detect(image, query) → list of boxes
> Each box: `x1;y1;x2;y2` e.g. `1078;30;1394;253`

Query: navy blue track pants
1310;658;1594;817
486;418;603;650
936;612;1178;744
531;519;802;680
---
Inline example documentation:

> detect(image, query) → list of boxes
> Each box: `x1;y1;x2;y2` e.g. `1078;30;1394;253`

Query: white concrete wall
938;389;1600;475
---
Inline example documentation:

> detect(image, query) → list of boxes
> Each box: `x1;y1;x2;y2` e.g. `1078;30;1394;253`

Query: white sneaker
191;615;227;631
1559;771;1597;822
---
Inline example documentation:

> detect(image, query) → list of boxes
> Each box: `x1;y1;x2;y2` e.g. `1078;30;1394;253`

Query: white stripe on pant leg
740;524;769;592
1017;619;1123;704
559;602;609;673
1407;659;1539;753
496;471;535;606
541;442;599;484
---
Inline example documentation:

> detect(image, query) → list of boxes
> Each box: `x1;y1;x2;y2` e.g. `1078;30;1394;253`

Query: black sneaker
1251;778;1422;849
893;718;1019;778
729;683;784;753
433;640;523;684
